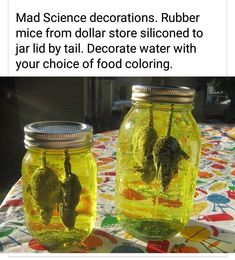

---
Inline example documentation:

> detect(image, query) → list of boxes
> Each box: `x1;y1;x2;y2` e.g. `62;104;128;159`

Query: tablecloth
0;124;235;253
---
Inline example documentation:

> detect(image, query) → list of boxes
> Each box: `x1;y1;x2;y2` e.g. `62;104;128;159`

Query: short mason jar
116;86;201;240
22;121;97;249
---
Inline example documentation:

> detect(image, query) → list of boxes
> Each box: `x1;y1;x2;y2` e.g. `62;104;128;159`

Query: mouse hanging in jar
27;151;61;225
153;104;189;191
59;150;82;229
132;108;158;184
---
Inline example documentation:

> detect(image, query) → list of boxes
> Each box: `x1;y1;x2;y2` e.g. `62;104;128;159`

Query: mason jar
22;121;97;249
116;86;201;240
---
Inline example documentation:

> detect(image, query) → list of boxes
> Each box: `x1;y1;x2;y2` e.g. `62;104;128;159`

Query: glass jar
22;121;97;249
116;86;201;240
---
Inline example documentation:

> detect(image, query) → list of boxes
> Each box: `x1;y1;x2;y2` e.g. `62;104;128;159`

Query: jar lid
24;121;93;149
131;85;195;104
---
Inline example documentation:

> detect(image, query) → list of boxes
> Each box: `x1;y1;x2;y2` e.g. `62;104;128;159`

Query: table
0;124;235;253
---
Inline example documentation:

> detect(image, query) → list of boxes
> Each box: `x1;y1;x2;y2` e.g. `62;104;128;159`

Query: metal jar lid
24;121;93;149
131;85;195;104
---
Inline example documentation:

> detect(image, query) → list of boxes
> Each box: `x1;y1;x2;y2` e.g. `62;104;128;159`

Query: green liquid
116;103;201;240
32;228;89;250
22;147;97;249
118;217;184;240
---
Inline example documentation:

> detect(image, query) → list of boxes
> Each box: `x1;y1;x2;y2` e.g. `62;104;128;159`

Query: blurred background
0;77;235;202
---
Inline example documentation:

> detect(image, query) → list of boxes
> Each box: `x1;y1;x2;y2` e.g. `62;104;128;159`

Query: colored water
116;103;201;240
22;147;97;249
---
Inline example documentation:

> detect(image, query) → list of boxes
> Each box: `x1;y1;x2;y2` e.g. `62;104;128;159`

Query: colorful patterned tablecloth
1;124;235;253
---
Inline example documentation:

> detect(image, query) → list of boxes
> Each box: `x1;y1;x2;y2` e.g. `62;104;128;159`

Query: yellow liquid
116;103;200;240
22;147;97;249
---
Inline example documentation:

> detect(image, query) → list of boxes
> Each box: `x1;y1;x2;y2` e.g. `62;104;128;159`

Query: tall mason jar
116;86;201;240
22;121;97;249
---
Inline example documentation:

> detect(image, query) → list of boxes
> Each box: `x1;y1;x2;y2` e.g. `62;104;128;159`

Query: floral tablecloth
0;124;235;253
